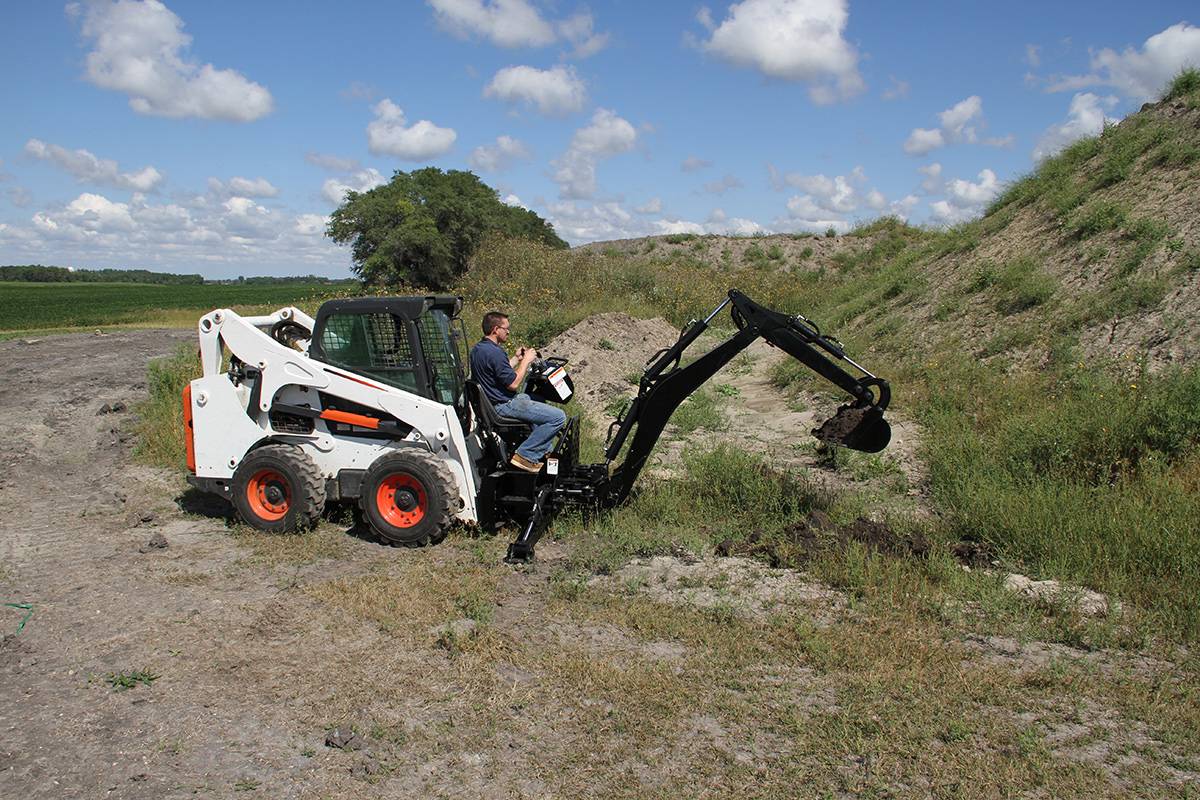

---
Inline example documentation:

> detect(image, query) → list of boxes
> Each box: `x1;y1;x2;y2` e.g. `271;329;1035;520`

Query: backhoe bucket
813;405;891;453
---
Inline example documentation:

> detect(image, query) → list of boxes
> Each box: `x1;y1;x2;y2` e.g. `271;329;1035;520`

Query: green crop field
0;281;354;334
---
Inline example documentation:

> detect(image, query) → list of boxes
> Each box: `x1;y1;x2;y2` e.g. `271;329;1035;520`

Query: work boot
509;453;542;473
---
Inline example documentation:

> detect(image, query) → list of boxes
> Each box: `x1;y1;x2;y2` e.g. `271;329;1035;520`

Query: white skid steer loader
184;291;892;562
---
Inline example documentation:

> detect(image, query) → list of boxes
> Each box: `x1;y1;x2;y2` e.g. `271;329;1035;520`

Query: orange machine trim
320;408;381;429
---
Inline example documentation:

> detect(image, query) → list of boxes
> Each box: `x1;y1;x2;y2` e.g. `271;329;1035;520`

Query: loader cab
308;295;469;411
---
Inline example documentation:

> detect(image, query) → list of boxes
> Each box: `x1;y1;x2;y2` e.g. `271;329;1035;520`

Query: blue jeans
494;393;567;462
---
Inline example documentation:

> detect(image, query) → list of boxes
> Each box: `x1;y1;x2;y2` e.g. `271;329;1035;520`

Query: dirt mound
542;312;681;423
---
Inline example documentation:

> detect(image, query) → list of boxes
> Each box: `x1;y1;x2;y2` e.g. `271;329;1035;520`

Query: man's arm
507;348;537;391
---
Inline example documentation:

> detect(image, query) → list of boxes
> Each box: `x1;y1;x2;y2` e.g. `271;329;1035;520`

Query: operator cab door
312;310;426;396
307;297;468;415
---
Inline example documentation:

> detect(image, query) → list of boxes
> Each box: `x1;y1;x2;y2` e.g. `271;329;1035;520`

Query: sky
1;1;1199;279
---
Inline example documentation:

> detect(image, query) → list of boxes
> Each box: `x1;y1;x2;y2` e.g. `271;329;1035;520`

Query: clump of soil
726;512;929;568
951;538;995;568
542;313;681;422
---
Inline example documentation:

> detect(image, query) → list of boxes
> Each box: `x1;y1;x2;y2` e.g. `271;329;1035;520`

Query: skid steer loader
184;290;892;562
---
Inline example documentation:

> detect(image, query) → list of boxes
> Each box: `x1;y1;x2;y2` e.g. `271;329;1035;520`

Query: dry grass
251;526;1200;797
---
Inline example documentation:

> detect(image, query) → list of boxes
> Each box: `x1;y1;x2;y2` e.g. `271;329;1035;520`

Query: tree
326;168;567;288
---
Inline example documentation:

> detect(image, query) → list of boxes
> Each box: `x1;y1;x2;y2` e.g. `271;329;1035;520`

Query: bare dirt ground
2;330;1196;799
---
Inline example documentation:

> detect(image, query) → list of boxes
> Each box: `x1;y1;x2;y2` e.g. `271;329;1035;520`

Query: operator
470;311;567;473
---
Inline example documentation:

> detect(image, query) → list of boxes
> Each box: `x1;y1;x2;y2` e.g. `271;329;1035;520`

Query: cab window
318;312;420;394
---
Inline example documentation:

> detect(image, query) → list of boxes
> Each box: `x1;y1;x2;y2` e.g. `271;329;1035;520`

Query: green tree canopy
326;167;567;288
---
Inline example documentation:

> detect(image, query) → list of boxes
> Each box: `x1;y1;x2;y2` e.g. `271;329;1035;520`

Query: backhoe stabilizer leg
505;484;554;564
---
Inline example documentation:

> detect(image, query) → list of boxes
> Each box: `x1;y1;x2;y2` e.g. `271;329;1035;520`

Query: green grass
0;280;352;332
1162;67;1200;102
107;668;160;691
135;343;202;469
668;387;725;433
919;355;1200;638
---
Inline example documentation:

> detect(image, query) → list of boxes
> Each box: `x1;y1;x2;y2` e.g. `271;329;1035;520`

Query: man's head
482;311;510;343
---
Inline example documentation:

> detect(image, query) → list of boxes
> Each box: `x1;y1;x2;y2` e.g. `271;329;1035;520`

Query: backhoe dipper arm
603;289;891;506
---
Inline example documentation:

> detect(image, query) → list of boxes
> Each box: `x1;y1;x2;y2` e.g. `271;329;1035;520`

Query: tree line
0;265;205;284
0;266;357;286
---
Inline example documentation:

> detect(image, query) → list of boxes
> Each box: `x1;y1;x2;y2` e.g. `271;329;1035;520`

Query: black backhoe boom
603;289;891;506
503;288;892;562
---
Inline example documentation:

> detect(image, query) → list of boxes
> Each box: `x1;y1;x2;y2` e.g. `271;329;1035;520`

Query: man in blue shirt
469;311;566;473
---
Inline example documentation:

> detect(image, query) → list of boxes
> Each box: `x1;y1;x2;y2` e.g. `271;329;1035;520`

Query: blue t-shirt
470;338;518;405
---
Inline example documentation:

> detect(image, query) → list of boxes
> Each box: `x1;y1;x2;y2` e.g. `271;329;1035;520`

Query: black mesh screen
417;310;463;406
319;312;418;393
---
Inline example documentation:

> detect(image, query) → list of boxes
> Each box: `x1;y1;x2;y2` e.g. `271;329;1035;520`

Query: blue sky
1;1;1198;279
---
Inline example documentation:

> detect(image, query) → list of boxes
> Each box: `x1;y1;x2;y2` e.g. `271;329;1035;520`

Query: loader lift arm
602;289;892;506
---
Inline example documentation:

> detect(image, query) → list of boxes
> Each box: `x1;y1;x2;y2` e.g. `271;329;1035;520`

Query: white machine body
187;306;483;523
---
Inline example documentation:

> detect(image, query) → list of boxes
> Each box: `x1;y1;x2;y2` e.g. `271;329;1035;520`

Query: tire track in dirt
0;331;192;584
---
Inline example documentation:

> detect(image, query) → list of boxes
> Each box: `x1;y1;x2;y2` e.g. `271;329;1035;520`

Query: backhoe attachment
602;289;891;506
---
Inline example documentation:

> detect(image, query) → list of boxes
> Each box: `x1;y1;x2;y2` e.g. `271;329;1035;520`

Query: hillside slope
578;81;1200;370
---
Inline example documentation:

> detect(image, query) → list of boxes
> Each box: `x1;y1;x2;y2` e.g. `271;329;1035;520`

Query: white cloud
938;95;983;142
321;167;386;205
698;0;864;104
929;168;1001;223
306;152;360;172
903;95;1009;155
653;211;766;237
502;193;528;209
24;138;163;191
681;156;713;172
483;65;586;116
469;135;532;172
775;165;912;230
293;213;327;236
945;169;1000;206
918;162;943;194
702;174;743;195
207;176;279;198
1032;92;1118;161
427;0;557;48
546;200;638;242
717;217;766;235
7;189;341;271
1047;23;1200;101
558;11;610;59
1025;44;1041;68
366;99;457;159
773;168;867;213
781;195;849;233
882;76;910;100
427;0;610;57
635;197;663;214
76;0;272;122
653;219;706;235
551;108;638;199
903;127;945;156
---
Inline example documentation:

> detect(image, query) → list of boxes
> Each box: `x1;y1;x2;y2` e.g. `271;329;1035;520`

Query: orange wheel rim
376;473;427;528
246;468;291;521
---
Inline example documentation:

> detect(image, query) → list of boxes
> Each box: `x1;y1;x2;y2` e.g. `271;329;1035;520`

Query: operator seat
465;380;532;464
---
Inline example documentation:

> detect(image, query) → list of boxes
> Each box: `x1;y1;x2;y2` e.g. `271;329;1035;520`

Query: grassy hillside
450;72;1200;639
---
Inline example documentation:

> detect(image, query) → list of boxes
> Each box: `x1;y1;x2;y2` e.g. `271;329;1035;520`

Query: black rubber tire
231;444;326;533
358;449;457;547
